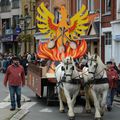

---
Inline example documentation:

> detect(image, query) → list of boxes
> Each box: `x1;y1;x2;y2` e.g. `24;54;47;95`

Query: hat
106;61;112;64
12;56;19;61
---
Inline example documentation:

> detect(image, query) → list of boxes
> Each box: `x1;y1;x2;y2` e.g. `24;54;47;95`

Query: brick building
34;0;119;64
75;0;117;63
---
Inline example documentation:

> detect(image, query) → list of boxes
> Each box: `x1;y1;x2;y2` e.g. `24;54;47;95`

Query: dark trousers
107;88;116;107
9;86;21;109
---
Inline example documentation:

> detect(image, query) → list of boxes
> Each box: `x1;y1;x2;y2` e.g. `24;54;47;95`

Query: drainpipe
50;0;52;12
99;0;102;58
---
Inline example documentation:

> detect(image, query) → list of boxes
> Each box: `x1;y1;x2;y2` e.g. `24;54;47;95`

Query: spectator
27;53;31;63
117;63;120;96
3;57;25;111
20;56;28;75
3;57;8;73
106;61;119;111
31;53;36;62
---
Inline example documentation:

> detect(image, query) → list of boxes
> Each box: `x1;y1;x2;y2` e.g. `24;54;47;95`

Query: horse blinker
61;66;65;71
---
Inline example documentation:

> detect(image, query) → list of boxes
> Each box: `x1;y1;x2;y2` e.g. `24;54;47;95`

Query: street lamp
19;15;31;54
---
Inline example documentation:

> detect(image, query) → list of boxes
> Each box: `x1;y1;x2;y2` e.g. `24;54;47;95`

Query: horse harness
83;57;108;87
57;60;82;87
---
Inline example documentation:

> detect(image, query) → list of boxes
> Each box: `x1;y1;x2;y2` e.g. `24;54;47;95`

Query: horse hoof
69;116;75;120
60;110;65;113
86;110;91;113
101;113;104;116
95;118;102;120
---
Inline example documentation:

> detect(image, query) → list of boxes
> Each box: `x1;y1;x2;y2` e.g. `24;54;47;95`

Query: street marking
10;109;29;120
3;94;31;102
21;102;37;110
0;102;10;108
74;106;83;113
113;101;120;108
3;94;10;102
39;108;53;112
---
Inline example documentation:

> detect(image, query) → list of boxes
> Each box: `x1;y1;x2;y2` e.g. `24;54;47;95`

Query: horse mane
62;56;75;66
95;55;106;70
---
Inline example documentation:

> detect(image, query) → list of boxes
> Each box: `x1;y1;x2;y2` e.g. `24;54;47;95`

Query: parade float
27;2;96;104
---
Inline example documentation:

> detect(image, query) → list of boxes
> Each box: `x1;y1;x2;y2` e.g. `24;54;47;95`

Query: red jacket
107;66;118;89
4;64;25;86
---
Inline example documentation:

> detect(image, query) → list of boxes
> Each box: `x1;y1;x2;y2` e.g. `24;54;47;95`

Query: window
1;0;10;12
24;8;29;16
1;0;10;6
105;0;111;13
76;0;82;11
12;15;19;30
54;8;60;24
2;18;11;35
105;32;112;45
12;0;19;9
88;0;94;13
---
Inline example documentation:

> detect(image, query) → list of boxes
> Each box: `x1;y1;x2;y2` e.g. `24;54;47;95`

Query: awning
1;34;18;42
79;35;99;41
34;32;50;42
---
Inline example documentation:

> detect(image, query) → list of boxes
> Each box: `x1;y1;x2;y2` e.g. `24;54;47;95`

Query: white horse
82;53;109;120
55;56;81;120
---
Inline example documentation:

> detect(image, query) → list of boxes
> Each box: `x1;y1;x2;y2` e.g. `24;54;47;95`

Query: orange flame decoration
37;39;87;61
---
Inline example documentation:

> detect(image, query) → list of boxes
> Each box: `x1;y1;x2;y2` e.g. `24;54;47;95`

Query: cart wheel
36;94;41;99
46;99;51;106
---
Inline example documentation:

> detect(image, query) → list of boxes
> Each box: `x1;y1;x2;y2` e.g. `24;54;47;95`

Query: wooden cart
27;63;58;105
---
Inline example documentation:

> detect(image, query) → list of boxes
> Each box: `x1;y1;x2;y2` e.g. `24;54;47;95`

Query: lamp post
19;15;31;54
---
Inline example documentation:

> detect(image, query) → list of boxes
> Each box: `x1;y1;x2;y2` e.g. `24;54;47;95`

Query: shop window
105;32;112;45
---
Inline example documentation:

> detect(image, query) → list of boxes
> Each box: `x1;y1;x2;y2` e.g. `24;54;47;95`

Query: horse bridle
88;58;98;76
63;59;74;78
60;59;82;84
85;57;108;85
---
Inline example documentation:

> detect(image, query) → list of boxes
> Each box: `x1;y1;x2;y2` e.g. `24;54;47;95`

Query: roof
87;21;100;36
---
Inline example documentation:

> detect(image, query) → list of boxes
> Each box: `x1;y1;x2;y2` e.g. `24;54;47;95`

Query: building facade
19;0;36;55
0;0;118;64
75;0;116;63
111;0;120;65
0;0;22;54
101;0;116;64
